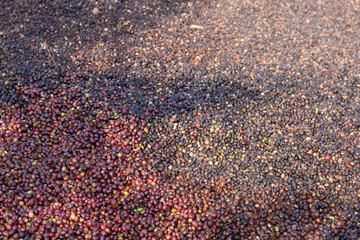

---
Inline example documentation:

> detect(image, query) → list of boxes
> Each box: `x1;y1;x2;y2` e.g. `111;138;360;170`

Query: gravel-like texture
1;0;360;239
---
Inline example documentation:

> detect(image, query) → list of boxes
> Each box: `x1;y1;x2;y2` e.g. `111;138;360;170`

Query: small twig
42;41;60;70
190;25;204;30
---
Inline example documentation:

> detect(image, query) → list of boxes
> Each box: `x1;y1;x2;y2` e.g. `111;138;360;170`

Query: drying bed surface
0;0;360;239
